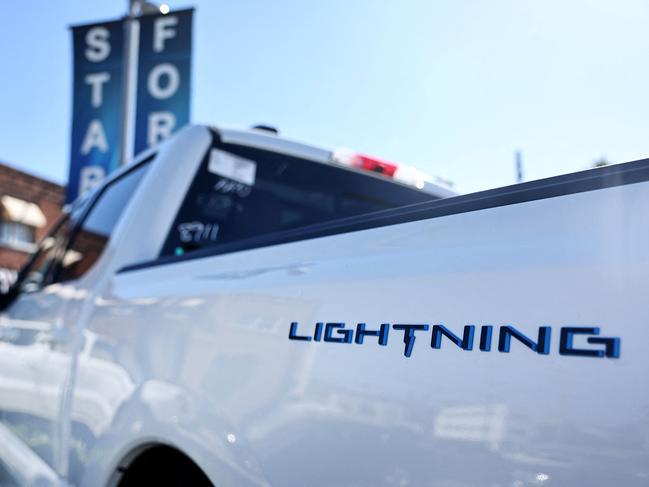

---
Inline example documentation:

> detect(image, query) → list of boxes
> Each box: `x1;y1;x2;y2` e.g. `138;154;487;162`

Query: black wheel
118;446;213;487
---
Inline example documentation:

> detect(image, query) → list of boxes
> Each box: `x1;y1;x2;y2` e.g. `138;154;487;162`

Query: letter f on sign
154;16;178;52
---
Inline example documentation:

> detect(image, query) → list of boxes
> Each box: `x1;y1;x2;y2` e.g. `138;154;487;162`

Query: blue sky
1;0;648;194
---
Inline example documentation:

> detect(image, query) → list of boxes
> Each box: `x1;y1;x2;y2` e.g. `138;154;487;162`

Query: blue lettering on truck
289;322;620;359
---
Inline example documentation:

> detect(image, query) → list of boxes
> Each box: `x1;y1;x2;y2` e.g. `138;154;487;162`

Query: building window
0;194;46;252
0;220;35;250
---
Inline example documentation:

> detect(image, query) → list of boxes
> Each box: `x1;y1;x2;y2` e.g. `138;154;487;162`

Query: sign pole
119;0;140;166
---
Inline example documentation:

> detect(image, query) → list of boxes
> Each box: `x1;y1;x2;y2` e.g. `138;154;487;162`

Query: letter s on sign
85;27;110;62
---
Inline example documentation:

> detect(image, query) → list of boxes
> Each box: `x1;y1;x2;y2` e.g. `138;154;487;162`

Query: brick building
0;162;65;291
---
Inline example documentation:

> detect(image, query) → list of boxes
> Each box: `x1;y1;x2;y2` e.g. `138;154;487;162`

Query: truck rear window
160;142;437;257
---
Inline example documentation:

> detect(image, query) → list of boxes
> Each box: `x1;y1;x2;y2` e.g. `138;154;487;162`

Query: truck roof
79;123;456;214
210;124;457;199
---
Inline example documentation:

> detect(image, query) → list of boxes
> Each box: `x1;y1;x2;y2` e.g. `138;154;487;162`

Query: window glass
19;218;72;293
57;164;149;283
161;144;436;257
0;221;35;247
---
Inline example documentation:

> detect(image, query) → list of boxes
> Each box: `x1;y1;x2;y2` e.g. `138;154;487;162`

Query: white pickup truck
0;125;646;487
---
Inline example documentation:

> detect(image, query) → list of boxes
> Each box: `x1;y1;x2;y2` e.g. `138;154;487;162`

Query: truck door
0;162;150;481
0;215;77;474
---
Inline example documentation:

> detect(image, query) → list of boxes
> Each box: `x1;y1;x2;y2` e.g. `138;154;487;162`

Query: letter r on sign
148;111;176;147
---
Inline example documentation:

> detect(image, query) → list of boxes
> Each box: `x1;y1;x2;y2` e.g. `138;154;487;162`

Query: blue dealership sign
133;9;193;155
68;20;124;203
67;9;193;203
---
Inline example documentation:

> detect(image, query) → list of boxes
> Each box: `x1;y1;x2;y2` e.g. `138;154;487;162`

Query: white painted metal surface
0;125;647;486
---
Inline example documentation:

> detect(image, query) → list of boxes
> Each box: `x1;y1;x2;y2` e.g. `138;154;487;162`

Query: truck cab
1;124;647;486
0;125;454;486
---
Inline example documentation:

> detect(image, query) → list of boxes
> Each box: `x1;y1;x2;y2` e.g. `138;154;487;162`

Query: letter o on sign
147;63;180;100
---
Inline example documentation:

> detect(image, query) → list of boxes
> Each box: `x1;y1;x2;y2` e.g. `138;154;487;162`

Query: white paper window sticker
208;149;257;186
